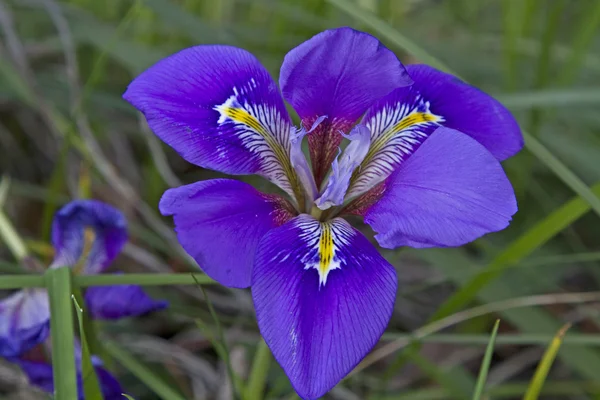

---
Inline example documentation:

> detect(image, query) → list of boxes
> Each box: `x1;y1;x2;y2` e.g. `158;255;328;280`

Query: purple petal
95;365;125;400
364;127;517;248
280;27;412;187
406;64;523;160
0;289;50;357
85;283;168;320
315;124;371;209
159;179;295;288
50;200;127;275
16;359;124;400
252;215;397;399
15;359;54;393
349;65;523;198
123;45;302;198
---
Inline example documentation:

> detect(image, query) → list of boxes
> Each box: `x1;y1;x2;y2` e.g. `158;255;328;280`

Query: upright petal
160;179;295;288
50;200;127;275
252;215;397;399
124;45;302;199
362;127;517;248
348;64;523;198
85;283;168;320
315;124;371;209
280;27;412;187
0;289;49;357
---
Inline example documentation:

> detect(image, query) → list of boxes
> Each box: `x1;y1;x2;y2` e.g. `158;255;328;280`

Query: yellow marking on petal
73;227;96;275
318;222;334;278
370;112;442;155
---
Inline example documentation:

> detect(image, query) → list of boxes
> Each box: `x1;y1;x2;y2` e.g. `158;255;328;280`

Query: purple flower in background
14;346;124;400
124;27;522;399
0;200;167;358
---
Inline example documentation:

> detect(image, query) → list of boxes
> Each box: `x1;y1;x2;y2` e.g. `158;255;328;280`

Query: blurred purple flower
0;200;167;358
14;351;123;399
125;27;522;399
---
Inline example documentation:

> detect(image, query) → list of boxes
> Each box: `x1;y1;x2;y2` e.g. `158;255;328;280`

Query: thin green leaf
245;339;272;400
103;340;187;400
194;278;244;398
0;208;28;261
524;324;572;400
72;294;103;400
472;320;501;400
46;267;78;400
121;395;136;400
432;181;600;320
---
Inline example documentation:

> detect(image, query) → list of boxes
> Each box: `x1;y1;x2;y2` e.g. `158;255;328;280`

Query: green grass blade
558;1;600;85
0;208;28;261
0;273;215;289
245;339;272;400
46;266;78;400
433;181;600;319
523;324;571;400
104;340;187;400
472;320;501;400
72;294;103;400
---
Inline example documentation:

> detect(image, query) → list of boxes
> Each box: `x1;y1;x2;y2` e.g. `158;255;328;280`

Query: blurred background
1;0;600;398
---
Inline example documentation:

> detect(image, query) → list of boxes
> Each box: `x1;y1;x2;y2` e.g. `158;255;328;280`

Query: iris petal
16;358;124;400
252;214;397;399
50;200;127;275
315;124;371;210
0;289;50;357
160;179;295;288
363;127;517;248
348;64;523;198
280;27;412;187
85;282;168;320
124;45;303;199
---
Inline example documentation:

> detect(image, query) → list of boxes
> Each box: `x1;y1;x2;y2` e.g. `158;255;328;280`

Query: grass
1;0;600;398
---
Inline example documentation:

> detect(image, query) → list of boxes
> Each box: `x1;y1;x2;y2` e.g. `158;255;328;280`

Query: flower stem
46;267;78;400
245;338;271;400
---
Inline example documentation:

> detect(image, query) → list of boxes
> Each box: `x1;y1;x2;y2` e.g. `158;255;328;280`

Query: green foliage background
1;0;600;398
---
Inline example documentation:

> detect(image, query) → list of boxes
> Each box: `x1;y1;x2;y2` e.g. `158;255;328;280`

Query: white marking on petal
213;81;295;195
347;95;444;198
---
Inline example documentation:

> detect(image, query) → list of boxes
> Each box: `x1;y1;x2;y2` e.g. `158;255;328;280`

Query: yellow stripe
318;223;334;277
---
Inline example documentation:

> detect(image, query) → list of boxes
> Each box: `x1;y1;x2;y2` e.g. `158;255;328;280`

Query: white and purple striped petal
252;215;397;399
280;27;412;187
361;127;517;248
124;46;303;199
315;124;370;210
50;200;127;275
0;289;50;357
84;283;168;320
160;179;295;288
348;64;523;198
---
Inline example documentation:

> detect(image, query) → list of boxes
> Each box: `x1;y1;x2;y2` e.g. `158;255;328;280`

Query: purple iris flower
0;200;167;358
124;27;522;399
14;343;124;399
15;357;123;399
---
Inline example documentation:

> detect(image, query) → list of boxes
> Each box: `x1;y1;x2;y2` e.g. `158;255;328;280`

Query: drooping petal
0;289;50;357
280;27;412;187
348;64;522;198
50;200;127;275
160;179;295;288
85;283;168;320
404;64;523;161
315;124;371;209
16;359;124;400
362;127;517;248
124;45;302;198
252;215;397;399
